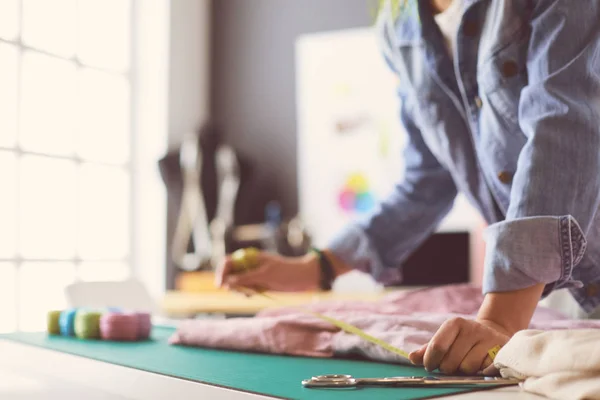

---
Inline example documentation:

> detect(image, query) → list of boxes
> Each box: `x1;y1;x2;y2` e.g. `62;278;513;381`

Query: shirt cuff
326;224;403;286
482;215;587;296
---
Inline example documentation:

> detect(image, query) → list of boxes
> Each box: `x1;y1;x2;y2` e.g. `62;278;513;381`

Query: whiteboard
295;27;481;247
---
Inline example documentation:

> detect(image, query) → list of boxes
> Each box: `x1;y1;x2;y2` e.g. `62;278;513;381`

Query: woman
217;0;600;375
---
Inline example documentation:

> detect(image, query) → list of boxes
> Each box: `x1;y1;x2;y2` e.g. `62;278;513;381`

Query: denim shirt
328;0;600;313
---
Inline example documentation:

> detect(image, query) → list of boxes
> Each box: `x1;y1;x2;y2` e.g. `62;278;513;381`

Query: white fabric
494;329;600;400
434;0;464;60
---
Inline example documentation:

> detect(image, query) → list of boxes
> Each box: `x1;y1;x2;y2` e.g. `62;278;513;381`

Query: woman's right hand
215;250;322;293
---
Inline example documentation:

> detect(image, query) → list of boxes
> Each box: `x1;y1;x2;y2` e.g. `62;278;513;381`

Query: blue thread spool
59;308;78;336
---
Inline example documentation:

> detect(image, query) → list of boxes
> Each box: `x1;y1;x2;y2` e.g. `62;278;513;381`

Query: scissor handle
313;374;352;381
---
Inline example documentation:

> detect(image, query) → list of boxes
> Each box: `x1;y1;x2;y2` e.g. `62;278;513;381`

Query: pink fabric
170;315;336;358
257;284;487;318
169;284;600;364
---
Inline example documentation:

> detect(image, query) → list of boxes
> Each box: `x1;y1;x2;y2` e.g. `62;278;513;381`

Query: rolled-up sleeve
482;0;600;295
328;89;458;285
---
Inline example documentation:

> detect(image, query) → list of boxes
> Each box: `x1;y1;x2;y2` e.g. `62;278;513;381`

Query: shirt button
586;284;600;297
498;171;512;184
474;96;483;108
502;60;519;78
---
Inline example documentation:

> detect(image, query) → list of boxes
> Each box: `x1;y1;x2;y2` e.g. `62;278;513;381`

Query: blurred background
0;0;484;332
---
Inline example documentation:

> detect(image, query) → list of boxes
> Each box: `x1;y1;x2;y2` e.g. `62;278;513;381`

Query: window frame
0;0;171;331
1;0;210;331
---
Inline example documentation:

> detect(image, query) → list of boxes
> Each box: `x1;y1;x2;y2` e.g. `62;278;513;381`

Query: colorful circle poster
338;172;376;214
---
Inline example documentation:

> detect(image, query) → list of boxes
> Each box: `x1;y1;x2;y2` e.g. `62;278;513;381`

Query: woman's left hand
408;317;512;375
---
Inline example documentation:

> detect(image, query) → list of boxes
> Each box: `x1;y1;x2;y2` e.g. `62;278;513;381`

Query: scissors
302;374;520;388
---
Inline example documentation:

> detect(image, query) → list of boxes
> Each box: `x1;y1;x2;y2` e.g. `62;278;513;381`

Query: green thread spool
231;247;260;273
74;310;103;339
47;310;62;335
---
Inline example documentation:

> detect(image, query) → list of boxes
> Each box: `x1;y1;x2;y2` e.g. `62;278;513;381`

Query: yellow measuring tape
487;345;501;361
249;289;505;364
230;246;411;360
304;309;411;359
243;287;410;360
231;248;500;364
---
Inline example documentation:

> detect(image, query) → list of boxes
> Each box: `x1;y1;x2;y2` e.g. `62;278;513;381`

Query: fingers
215;256;233;288
411;317;508;375
481;361;500;377
226;265;269;290
408;343;427;365
458;342;491;375
216;250;269;289
438;326;479;374
423;317;462;372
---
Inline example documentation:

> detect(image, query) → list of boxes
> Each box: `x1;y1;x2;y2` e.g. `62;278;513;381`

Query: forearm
325;172;458;284
479;0;600;311
477;283;545;335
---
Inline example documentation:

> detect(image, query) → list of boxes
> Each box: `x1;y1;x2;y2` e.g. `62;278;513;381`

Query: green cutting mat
0;326;493;400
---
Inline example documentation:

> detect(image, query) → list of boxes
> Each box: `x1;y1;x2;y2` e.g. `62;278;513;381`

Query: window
0;0;137;332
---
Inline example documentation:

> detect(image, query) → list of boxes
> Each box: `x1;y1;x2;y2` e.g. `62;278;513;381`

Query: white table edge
0;339;273;400
0;339;543;400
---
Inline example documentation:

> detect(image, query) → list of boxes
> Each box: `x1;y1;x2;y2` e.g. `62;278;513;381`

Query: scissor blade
423;376;520;386
356;377;425;386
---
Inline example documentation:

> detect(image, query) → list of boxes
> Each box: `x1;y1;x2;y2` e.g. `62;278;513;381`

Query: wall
168;0;212;148
164;0;473;289
160;0;212;290
211;0;372;223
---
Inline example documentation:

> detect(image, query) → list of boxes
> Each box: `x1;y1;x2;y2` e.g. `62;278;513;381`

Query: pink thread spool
100;313;138;341
133;312;152;340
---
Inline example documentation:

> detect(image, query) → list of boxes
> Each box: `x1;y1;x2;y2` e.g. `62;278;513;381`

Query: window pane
20;52;76;156
0;151;17;258
79;262;130;282
78;163;129;260
0;0;19;40
0;263;17;333
20;155;77;258
77;68;130;164
0;43;18;148
78;0;130;71
22;0;76;57
19;262;75;331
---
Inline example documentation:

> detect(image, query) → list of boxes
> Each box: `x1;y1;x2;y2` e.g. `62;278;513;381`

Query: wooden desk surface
160;289;391;316
164;271;430;316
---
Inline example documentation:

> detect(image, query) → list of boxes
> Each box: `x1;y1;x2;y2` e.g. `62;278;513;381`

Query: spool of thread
231;247;260;273
74;310;102;339
133;312;152;340
100;312;139;341
47;310;62;335
59;308;78;336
